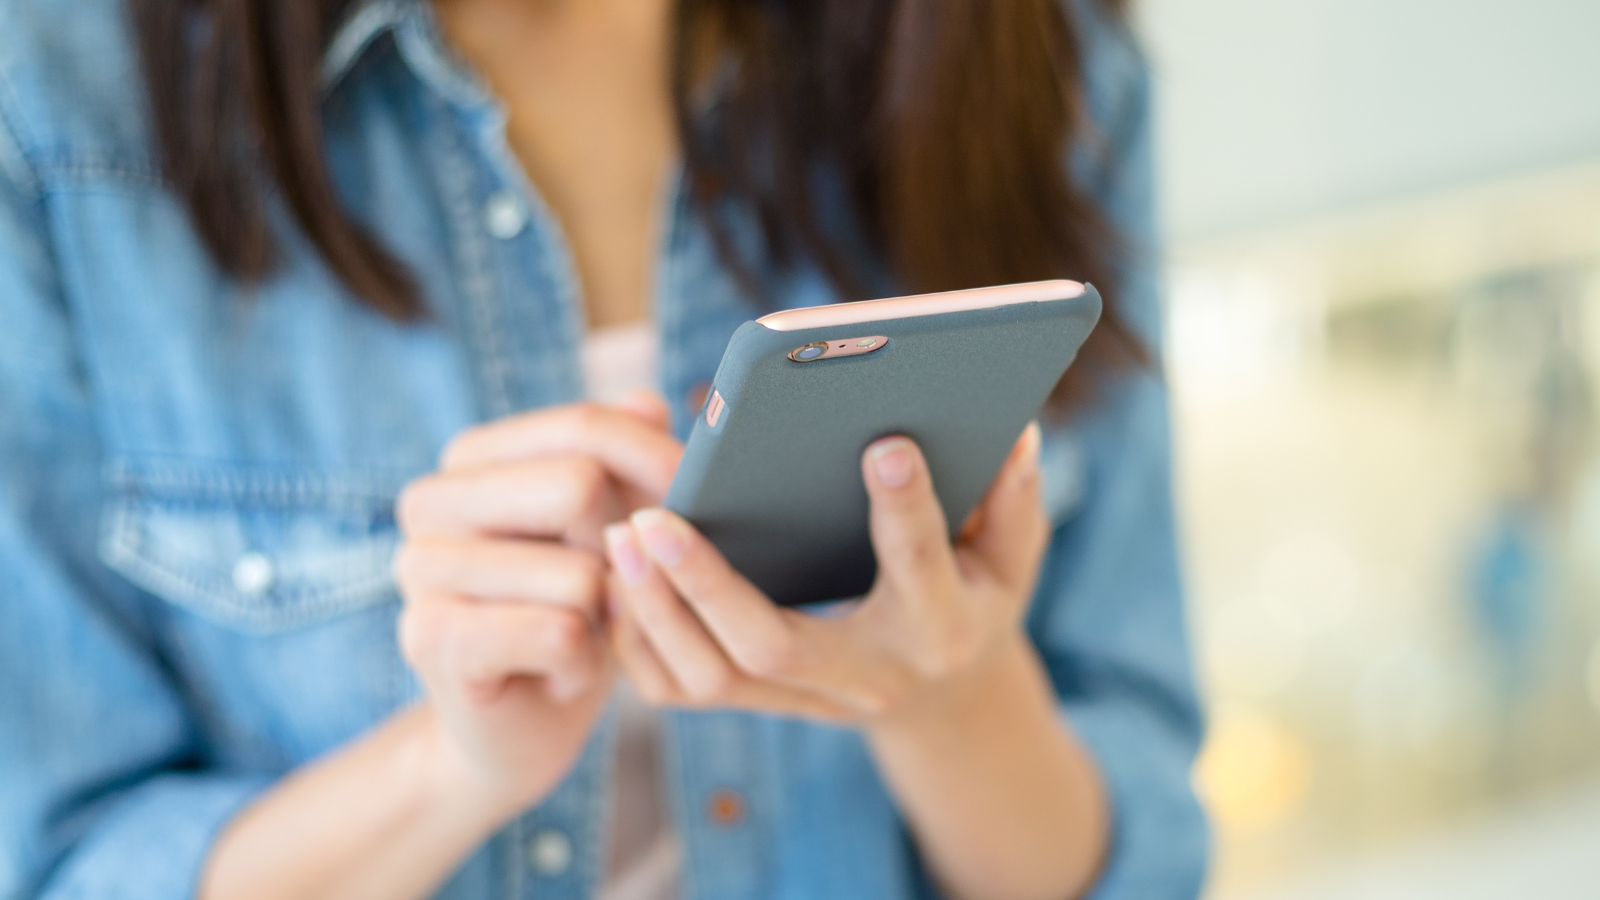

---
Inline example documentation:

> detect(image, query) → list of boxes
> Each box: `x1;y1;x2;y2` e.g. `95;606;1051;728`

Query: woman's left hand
603;422;1048;727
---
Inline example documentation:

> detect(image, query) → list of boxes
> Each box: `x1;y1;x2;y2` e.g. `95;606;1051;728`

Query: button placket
706;788;745;827
484;191;528;239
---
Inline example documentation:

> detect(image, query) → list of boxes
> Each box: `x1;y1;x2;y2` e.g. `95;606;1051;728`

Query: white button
485;192;528;239
231;553;275;596
527;828;572;876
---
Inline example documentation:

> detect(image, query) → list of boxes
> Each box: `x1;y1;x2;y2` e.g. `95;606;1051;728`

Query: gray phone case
665;284;1102;606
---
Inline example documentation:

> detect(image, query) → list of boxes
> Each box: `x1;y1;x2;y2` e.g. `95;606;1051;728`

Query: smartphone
664;280;1101;607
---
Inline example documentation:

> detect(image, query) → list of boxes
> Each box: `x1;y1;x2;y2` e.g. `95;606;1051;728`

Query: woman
0;0;1206;898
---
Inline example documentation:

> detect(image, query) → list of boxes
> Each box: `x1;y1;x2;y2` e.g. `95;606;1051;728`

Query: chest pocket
99;461;405;635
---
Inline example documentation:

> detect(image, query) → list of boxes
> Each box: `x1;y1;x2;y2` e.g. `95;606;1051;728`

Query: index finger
618;510;913;716
441;402;684;501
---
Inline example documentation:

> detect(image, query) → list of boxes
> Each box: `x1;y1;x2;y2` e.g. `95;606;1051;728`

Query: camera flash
856;338;876;348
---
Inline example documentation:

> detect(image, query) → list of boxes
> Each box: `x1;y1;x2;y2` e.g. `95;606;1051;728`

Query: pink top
583;322;680;900
582;320;660;405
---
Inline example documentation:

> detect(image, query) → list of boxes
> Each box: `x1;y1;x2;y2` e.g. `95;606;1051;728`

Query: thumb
862;436;960;601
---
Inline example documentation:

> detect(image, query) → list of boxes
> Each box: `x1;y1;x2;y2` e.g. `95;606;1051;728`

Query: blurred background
1133;0;1600;896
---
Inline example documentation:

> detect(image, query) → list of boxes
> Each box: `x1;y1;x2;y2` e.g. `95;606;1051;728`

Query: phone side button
706;390;727;428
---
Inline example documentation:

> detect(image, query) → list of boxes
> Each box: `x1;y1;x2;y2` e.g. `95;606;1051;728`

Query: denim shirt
0;1;1206;898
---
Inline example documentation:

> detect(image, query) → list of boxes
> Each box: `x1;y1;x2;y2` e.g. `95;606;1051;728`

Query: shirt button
527;828;572;876
706;788;745;827
485;191;528;239
231;553;275;596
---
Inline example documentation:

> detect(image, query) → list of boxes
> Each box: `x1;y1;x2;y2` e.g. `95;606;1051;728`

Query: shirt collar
321;0;408;90
320;0;485;106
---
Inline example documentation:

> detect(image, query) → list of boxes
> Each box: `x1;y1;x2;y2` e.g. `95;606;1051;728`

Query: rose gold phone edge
754;279;1087;333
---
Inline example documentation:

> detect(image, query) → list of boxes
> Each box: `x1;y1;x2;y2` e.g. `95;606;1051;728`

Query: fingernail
604;523;650;584
1020;421;1042;477
868;438;917;489
631;508;686;568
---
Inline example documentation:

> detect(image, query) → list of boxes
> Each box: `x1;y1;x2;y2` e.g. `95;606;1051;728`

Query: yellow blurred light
1195;704;1313;834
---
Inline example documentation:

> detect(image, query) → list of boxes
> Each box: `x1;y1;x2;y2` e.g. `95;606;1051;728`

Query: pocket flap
99;462;406;634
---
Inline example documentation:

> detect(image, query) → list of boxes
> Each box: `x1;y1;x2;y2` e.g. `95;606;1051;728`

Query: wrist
865;631;1045;744
407;705;525;836
859;633;1110;900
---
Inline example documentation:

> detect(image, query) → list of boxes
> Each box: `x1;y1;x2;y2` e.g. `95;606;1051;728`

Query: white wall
1138;0;1600;242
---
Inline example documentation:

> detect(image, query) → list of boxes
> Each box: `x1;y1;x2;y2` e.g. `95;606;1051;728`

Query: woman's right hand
392;394;683;819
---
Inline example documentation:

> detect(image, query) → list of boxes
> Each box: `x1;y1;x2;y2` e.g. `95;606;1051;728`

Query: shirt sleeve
0;108;269;900
1030;2;1209;897
1033;373;1210;900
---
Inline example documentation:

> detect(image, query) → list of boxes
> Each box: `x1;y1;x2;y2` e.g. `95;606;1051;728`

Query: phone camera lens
790;342;828;362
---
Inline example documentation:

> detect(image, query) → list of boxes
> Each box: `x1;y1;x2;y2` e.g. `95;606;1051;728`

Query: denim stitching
33;161;166;189
0;92;37;194
586;709;621;899
320;0;407;93
500;130;584;406
0;63;43;194
105;460;408;513
662;712;702;900
576;714;620;898
99;455;404;634
393;2;486;111
101;503;400;634
427;94;516;419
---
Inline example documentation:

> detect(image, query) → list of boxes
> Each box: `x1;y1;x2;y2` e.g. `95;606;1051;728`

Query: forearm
866;635;1108;900
200;704;512;900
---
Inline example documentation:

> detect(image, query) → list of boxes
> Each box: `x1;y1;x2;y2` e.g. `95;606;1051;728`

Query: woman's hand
602;422;1049;727
603;423;1106;900
393;393;683;818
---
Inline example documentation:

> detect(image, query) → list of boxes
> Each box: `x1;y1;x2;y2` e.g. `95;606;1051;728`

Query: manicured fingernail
604;524;650;584
631;509;686;568
868;438;917;489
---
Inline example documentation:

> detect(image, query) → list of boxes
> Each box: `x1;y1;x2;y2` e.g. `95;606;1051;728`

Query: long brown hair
133;0;1143;411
